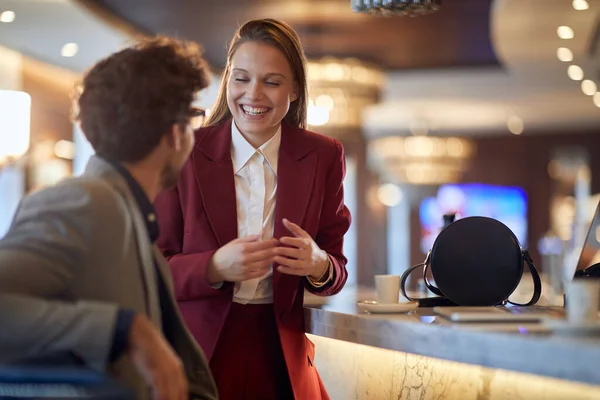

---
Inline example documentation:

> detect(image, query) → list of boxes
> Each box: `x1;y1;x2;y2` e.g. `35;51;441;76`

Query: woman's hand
207;235;278;283
275;219;329;280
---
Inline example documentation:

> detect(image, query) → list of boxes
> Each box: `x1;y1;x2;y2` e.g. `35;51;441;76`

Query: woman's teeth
242;105;269;115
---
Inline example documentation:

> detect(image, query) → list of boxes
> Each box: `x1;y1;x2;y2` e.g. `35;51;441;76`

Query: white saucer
357;300;419;314
543;319;600;335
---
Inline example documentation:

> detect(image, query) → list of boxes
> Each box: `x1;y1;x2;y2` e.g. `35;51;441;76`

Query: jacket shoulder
297;127;343;156
193;124;227;142
27;177;120;207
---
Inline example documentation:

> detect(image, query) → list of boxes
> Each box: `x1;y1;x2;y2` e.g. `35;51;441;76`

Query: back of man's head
73;36;210;163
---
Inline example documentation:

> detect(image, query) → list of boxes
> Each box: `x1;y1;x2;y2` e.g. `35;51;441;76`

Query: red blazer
155;121;351;399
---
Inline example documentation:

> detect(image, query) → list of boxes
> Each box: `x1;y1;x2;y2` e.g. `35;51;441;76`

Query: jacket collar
196;120;315;163
230;121;281;175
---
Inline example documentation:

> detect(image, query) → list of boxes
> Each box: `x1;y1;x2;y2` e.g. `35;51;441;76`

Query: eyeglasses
191;107;206;118
190;107;206;130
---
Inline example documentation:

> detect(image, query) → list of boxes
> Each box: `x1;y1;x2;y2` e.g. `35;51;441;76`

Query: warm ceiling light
61;43;78;58
573;0;589;10
315;94;335;111
556;47;573;62
507;116;524;135
557;26;575;39
307;103;330;126
54;140;75;160
567;65;584;81
0;10;15;23
581;80;597;96
593;92;600;108
377;183;403;207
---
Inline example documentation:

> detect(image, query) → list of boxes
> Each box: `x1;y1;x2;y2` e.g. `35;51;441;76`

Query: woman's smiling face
226;41;297;142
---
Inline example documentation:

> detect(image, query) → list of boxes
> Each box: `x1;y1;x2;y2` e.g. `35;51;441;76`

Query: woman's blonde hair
204;18;308;129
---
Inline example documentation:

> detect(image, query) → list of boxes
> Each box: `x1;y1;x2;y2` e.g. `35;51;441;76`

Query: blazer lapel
192;122;238;247
129;205;162;327
83;156;162;326
273;124;317;290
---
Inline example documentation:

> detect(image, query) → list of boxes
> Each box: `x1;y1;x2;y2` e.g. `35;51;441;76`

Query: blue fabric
108;309;136;362
0;354;134;399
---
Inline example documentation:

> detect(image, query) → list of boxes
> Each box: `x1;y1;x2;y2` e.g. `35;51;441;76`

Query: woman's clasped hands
207;218;329;284
207;234;278;283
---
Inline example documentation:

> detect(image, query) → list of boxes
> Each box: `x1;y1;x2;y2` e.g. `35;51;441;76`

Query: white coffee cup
565;279;600;324
374;275;401;304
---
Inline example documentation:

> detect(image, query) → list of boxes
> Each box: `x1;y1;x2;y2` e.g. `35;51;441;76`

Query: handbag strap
400;262;426;301
423;262;445;297
400;251;445;301
507;249;542;306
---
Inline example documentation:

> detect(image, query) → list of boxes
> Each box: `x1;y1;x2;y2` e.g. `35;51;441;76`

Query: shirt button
147;213;156;223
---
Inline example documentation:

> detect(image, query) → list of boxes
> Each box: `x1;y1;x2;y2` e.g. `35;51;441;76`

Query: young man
0;36;217;400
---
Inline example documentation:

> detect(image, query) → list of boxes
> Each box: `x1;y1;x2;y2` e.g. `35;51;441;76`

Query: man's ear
164;124;183;151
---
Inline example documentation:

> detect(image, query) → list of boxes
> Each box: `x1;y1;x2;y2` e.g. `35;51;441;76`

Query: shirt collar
231;121;281;175
106;159;160;243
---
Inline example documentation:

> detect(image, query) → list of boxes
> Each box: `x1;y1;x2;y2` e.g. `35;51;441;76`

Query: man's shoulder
24;176;126;214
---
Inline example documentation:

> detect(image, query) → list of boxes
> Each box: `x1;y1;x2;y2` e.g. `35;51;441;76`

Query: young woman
155;18;351;400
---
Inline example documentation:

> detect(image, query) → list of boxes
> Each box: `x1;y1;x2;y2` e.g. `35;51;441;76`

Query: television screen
419;183;528;253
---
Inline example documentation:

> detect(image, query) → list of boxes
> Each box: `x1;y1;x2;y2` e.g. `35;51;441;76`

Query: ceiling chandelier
306;57;385;129
352;0;441;17
368;136;475;185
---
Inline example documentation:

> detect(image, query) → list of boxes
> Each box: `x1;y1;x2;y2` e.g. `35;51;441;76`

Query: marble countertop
304;289;600;386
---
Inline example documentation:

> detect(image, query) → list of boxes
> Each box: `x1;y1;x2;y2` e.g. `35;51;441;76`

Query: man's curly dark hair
73;36;210;163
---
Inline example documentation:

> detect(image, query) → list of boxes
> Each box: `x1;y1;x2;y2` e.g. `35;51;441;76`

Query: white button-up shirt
231;122;281;304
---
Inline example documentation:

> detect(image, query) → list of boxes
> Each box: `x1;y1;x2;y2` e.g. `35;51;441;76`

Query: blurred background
1;0;599;297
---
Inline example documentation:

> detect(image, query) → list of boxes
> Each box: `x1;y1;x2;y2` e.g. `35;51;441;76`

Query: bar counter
304;290;600;400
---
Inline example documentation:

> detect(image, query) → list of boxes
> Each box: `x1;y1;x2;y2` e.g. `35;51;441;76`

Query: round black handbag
400;216;542;307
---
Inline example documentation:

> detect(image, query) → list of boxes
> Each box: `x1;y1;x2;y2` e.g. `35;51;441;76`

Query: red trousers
209;303;295;400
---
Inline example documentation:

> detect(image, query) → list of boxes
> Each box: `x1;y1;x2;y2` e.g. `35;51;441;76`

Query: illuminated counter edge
304;305;600;386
